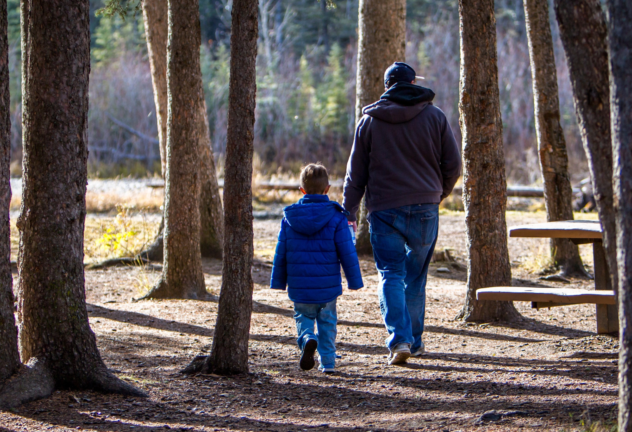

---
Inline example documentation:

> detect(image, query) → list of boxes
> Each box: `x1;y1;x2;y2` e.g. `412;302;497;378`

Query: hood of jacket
362;82;436;124
283;195;347;235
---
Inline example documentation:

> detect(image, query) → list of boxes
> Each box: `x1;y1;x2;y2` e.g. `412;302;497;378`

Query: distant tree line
4;0;587;182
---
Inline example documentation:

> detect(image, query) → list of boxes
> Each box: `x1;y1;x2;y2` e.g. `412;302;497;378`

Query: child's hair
300;163;329;194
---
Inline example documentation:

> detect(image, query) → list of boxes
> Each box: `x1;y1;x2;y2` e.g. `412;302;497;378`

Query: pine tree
140;0;223;264
523;0;586;277
141;0;207;299
185;0;259;375
1;0;144;407
456;0;520;322
604;1;632;429
353;0;406;255
0;0;20;392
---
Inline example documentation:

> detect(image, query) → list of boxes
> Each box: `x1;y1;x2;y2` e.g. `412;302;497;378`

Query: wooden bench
491;220;618;334
477;287;616;309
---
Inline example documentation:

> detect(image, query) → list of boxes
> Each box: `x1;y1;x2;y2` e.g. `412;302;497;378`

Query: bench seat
476;287;616;305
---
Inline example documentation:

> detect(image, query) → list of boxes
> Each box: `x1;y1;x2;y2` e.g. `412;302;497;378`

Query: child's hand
351;221;357;232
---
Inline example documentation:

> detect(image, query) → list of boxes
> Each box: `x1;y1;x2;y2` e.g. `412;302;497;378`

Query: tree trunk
13;0;143;399
605;1;632;429
554;0;618;293
141;0;224;262
142;0;207;300
197;96;224;259
354;0;406;255
0;0;19;386
142;0;168;177
455;0;520;322
202;0;258;375
524;0;587;278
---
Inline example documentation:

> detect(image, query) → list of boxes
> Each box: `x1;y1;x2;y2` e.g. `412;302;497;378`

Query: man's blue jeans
293;300;337;368
369;204;438;352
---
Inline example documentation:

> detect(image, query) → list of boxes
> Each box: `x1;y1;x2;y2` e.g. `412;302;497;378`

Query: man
343;62;462;365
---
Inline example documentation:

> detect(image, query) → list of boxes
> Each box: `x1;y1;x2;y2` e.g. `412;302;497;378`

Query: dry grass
9;189;164;213
10;208;160;264
83;207;159;262
85;190;164;213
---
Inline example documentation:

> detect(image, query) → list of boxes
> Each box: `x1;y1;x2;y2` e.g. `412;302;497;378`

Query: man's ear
324;185;331;194
299;187;307;195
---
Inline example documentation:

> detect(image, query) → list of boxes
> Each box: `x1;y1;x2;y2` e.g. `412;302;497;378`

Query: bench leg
594;241;618;334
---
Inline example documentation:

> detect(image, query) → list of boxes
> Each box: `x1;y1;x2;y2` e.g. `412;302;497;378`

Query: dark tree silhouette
524;0;586;278
353;0;406;255
141;0;224;263
605;1;632;429
554;0;618;292
141;0;207;299
185;0;259;375
456;0;520;322
0;0;20;390
1;0;144;408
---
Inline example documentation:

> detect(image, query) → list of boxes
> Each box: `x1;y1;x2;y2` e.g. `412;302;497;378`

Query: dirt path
0;211;616;432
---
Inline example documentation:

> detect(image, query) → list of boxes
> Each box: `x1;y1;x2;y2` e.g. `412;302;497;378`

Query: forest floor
0;206;619;432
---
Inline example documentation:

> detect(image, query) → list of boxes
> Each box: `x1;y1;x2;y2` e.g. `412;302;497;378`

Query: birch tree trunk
605;1;632;429
142;0;207;300
8;0;143;403
524;0;587;278
554;0;618;293
141;0;224;262
201;0;258;375
354;0;406;255
0;0;19;387
456;0;520;322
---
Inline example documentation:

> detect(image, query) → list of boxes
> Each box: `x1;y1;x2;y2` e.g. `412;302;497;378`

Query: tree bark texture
144;0;207;300
0;0;19;386
353;0;406;255
605;1;632;429
142;0;224;261
554;0;618;293
523;0;586;278
203;0;258;375
456;0;520;322
142;0;168;177
16;0;143;397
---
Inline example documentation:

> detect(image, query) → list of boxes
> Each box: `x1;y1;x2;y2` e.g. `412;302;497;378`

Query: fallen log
147;179;566;198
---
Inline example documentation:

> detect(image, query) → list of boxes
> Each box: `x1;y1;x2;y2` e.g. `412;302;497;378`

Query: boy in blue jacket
271;164;363;373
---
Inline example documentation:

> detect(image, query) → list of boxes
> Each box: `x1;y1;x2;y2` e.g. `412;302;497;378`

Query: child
270;163;363;373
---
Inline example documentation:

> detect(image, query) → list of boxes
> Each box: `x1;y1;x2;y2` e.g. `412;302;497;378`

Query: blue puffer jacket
270;194;364;304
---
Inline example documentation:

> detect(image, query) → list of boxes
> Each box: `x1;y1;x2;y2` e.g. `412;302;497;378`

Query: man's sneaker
300;339;318;371
411;342;425;357
388;343;411;365
319;365;335;373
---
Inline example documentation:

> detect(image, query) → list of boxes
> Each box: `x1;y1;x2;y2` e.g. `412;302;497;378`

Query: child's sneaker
319;365;335;373
300;339;318;371
388;343;411;365
411;341;425;357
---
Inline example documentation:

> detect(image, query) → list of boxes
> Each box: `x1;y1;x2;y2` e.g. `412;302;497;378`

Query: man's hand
351;221;357;232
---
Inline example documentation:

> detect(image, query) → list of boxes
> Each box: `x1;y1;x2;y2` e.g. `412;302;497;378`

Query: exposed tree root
0;359;147;410
138;233;164;262
0;359;54;410
85;256;150;270
137;279;209;301
181;355;246;376
181;355;208;375
456;300;523;323
557;266;594;280
88;368;148;397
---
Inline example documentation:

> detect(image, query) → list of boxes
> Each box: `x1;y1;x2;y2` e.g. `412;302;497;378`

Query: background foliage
6;0;587;182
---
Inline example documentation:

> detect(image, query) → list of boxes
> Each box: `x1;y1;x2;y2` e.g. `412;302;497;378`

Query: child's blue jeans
293;299;337;368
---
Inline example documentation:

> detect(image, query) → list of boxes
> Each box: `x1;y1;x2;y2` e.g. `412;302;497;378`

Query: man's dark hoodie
343;82;462;221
